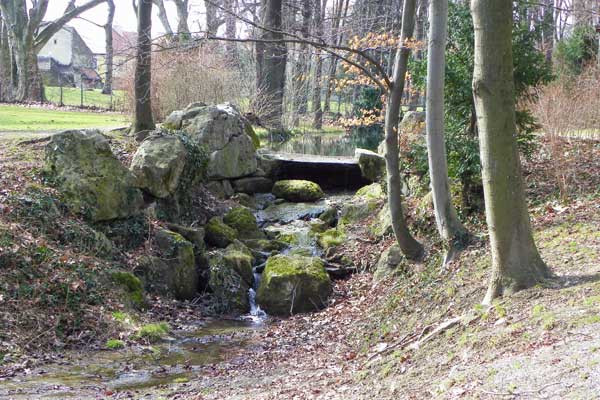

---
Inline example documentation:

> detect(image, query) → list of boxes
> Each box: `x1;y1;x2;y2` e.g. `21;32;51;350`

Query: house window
53;39;57;45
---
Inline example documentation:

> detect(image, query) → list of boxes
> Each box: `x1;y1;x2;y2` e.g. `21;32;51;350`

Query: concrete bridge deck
262;152;370;190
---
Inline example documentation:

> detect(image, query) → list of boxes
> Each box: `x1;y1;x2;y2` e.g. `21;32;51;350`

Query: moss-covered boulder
257;255;332;316
369;205;393;238
223;207;263;239
208;244;254;314
272;180;324;203
111;271;147;309
44;130;144;222
339;183;385;227
374;244;407;282
355;148;386;182
130;134;188;198
319;207;338;227
154;229;199;300
316;228;346;249
205;217;238;248
245;123;261;149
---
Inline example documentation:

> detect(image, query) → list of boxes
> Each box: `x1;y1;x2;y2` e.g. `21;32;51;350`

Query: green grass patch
0;104;129;132
136;322;170;343
105;339;125;349
45;87;126;109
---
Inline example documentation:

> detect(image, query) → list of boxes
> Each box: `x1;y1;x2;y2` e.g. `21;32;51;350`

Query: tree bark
292;0;312;124
131;0;156;134
153;0;173;36
323;0;349;114
258;0;287;129
174;0;190;41
426;0;469;264
312;0;326;130
0;12;12;101
224;0;238;63
471;0;550;304
102;0;115;95
384;0;424;261
408;0;426;111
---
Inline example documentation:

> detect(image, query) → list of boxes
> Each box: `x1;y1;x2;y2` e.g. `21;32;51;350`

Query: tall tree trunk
0;12;12;101
312;0;325;130
426;0;469;265
471;0;550;304
174;0;190;41
408;0;426;111
205;0;222;36
259;0;287;129
323;0;349;114
384;0;424;261
224;0;238;63
153;0;173;36
102;0;115;95
131;0;155;134
292;0;311;125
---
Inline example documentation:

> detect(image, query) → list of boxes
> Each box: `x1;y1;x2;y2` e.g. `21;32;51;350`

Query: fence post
59;75;64;106
80;78;83;108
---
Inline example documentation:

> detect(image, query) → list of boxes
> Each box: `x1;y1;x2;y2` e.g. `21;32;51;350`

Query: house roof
113;27;137;58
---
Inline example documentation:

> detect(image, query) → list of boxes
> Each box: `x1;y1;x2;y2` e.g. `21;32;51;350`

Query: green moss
355;183;384;200
318;207;338;227
245;124;261;149
272;180;324;202
111;271;146;309
309;219;329;234
256;254;332;316
339;199;381;227
223;207;261;238
277;232;300;245
205;217;238;248
316;228;346;249
136;322;170;342
106;339;125;349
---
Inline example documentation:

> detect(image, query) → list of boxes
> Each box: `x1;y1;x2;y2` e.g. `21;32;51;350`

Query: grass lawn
0;104;129;132
45;86;127;109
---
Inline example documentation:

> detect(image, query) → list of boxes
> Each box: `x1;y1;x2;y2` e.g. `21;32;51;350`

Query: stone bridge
261;152;373;190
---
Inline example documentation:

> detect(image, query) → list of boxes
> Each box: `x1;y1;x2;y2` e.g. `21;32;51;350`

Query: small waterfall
246;270;267;322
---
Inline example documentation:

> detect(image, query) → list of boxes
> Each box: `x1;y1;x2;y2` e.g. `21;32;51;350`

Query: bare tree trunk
323;0;349;114
102;0;115;95
384;0;424;261
471;0;550;305
153;0;173;36
312;0;326;130
259;0;287;129
0;12;12;101
408;0;426;111
205;0;223;36
174;0;190;41
224;0;238;63
292;0;311;125
426;0;469;265
131;0;155;134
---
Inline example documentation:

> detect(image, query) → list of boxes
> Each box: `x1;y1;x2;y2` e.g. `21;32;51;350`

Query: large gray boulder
130;134;188;198
177;103;257;179
44;130;143;222
400;111;426;135
355;148;386;182
374;244;407;282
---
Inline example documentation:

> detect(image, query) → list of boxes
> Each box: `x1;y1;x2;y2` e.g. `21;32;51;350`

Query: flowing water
0;319;262;398
0;193;354;398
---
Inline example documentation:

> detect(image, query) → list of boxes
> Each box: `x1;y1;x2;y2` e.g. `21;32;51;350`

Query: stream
0;192;353;399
